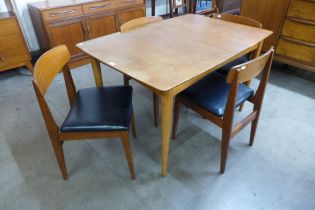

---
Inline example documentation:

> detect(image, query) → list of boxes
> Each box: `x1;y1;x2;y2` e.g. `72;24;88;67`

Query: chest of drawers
0;12;32;72
276;0;315;72
241;0;315;72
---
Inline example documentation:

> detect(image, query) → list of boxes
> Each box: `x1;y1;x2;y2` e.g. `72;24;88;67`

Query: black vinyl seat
180;72;254;116
217;55;249;75
61;86;133;132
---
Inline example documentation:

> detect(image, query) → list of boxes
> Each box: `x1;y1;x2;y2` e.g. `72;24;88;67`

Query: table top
77;14;272;92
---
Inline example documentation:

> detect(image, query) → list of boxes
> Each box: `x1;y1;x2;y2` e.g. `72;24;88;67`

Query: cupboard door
85;11;117;39
46;18;86;59
117;5;145;27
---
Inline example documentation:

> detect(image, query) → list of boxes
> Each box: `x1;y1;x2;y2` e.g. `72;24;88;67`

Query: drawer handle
281;36;315;48
50;9;77;17
0;57;5;62
89;4;112;10
287;17;315;26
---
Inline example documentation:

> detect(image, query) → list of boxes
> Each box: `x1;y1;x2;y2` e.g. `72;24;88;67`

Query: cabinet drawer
83;0;116;14
276;37;315;64
282;17;315;43
0;18;19;36
42;6;83;22
287;0;315;21
117;0;144;8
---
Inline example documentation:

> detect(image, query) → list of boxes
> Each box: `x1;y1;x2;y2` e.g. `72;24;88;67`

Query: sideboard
28;0;146;68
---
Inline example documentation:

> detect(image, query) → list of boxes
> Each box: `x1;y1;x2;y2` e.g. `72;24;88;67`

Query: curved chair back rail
32;45;136;180
227;47;274;84
120;16;163;32
33;45;71;95
211;13;262;28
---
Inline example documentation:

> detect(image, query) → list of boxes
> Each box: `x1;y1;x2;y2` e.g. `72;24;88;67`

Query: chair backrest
226;47;274;84
32;45;76;139
120;16;163;32
222;47;274;121
33;45;71;96
211;13;262;28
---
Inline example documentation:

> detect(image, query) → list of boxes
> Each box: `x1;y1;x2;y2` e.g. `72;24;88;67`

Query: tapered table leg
160;93;173;176
91;58;103;88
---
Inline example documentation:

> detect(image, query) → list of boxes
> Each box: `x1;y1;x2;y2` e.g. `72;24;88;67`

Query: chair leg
172;97;181;140
131;111;137;138
51;138;68;180
220;130;231;174
153;93;159;127
120;132;136;179
249;104;262;146
249;118;259;146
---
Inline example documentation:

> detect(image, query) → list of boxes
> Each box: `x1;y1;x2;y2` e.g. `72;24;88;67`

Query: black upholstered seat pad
61;86;132;132
217;55;249;75
180;72;254;117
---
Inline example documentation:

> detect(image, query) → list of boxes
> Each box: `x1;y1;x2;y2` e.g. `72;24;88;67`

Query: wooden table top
77;14;272;92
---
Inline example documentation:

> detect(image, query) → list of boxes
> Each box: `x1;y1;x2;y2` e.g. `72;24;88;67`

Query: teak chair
32;45;136;180
172;48;274;174
211;13;263;111
120;16;163;32
211;13;262;75
121;16;163;127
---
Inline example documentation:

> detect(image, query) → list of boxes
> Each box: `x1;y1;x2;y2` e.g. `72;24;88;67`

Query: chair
120;16;163;32
121;16;163;127
32;45;136;180
172;48;274;174
211;13;262;75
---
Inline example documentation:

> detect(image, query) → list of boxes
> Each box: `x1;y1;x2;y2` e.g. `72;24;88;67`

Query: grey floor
1;63;315;210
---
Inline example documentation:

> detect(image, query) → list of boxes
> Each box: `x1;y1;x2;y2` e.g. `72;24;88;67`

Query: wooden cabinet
46;18;86;60
0;12;32;72
241;0;290;52
28;0;146;68
85;12;117;39
241;0;315;72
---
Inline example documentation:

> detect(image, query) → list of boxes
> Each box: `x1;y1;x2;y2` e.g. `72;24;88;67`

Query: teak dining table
77;14;272;176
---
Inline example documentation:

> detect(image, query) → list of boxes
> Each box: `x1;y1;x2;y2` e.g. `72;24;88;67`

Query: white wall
0;0;8;12
13;0;41;51
4;0;169;52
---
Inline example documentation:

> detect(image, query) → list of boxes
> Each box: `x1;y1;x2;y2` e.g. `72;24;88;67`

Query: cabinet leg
25;61;33;72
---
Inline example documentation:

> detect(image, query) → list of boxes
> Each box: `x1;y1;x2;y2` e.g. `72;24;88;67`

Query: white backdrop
0;0;8;12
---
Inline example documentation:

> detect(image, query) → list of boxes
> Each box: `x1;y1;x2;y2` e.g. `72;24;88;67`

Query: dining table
76;14;272;176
